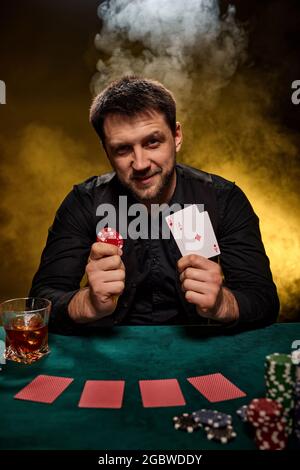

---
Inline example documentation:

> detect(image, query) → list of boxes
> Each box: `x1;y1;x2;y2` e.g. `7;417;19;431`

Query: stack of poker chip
291;349;300;441
246;398;288;450
294;381;300;441
264;353;296;435
173;409;236;444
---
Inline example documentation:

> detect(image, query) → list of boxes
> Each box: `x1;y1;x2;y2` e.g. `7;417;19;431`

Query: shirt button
131;282;137;288
123;302;128;308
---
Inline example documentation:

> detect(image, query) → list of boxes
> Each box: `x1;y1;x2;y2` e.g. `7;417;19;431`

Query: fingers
184;290;206;306
178;254;223;318
90;280;125;302
89;268;125;284
89;242;122;261
87;254;123;273
86;260;125;292
177;254;212;274
181;278;209;295
180;267;222;299
179;267;206;283
179;265;222;285
86;241;126;315
101;281;125;296
184;289;218;316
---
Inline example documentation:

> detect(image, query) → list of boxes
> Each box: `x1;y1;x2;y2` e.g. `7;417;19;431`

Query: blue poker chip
192;409;232;428
236;405;248;422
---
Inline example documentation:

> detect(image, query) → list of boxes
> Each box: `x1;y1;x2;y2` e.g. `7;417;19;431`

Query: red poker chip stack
246;398;288;450
255;420;288;450
96;227;124;249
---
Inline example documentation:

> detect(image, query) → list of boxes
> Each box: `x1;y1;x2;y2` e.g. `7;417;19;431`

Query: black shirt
124;169;197;325
29;164;280;331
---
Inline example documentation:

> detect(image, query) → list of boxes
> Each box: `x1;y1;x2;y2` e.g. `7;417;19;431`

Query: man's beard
124;161;176;204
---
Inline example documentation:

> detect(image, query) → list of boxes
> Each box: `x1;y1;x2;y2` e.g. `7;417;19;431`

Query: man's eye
116;146;130;155
146;139;160;148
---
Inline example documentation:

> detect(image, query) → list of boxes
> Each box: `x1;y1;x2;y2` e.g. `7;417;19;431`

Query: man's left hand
177;254;239;323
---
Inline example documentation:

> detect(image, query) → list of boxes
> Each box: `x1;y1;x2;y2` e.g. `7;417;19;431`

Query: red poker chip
255;423;288;450
96;227;124;248
246;398;283;427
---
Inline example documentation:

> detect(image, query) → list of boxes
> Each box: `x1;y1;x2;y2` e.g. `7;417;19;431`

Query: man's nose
131;146;151;172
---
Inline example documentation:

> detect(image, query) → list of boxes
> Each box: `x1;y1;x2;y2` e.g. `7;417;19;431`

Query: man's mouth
133;172;159;185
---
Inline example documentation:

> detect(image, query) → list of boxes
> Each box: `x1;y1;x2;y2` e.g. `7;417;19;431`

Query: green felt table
0;323;300;450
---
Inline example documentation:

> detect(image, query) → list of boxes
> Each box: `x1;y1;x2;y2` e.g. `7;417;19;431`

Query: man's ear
174;122;183;152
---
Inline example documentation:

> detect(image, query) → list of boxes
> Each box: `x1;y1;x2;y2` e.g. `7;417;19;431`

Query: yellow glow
178;75;300;320
0;125;107;299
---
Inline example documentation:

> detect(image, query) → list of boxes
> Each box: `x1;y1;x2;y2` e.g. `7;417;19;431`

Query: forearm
196;286;239;323
215;181;280;326
229;286;279;325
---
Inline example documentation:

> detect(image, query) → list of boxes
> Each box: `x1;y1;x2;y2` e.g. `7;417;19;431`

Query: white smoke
91;0;247;113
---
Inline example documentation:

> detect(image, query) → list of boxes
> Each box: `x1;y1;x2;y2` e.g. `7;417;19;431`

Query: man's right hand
68;243;125;323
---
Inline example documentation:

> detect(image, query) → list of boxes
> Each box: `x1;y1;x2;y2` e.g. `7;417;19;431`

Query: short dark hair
89;76;177;145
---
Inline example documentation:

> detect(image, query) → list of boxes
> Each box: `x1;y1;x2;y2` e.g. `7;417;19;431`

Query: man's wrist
214;286;239;322
67;287;99;323
195;286;239;323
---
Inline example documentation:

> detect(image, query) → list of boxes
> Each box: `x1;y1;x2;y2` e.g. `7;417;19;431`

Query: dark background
1;1;299;136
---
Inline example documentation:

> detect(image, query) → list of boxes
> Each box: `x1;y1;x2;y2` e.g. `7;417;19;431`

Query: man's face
103;111;182;205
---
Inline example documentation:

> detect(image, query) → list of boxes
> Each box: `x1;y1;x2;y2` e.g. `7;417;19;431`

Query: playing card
14;375;74;404
139;379;186;408
187;373;246;402
165;206;220;258
78;380;125;408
